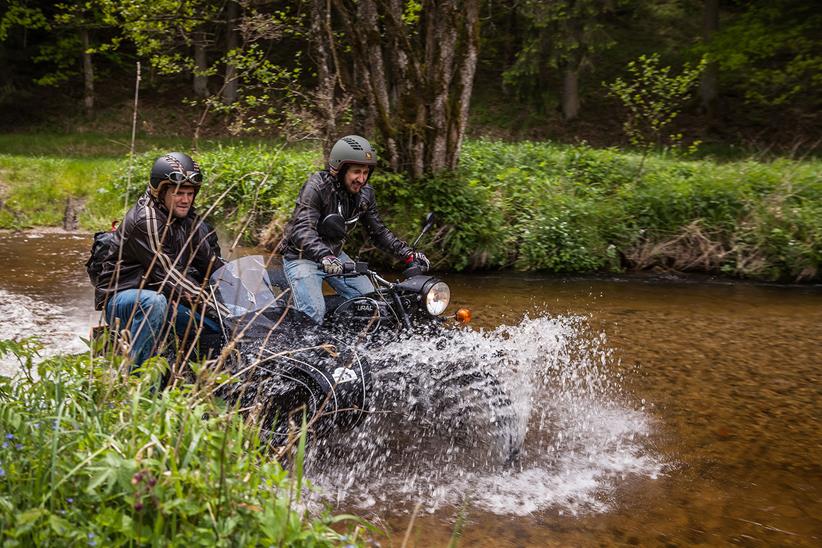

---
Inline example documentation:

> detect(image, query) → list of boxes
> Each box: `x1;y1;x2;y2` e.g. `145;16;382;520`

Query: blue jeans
283;251;374;323
105;288;219;367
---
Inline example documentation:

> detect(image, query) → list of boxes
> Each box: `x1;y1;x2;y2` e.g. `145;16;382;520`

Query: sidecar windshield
210;255;279;318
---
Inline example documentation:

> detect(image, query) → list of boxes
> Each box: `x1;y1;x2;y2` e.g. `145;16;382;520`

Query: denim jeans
283;251;375;323
105;288;219;367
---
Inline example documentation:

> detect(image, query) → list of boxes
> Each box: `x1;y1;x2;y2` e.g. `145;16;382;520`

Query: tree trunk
193;30;209;98
222;1;240;105
561;66;580;121
447;0;479;170
328;0;479;178
310;0;341;155
700;0;720;119
81;28;94;119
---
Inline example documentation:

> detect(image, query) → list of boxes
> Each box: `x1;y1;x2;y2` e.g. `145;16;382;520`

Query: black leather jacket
278;170;412;262
94;190;224;311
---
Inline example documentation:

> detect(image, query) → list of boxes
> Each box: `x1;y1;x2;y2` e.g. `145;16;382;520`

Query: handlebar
319;259;429;283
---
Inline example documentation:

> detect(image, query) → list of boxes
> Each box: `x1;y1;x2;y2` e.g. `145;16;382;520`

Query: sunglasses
165;171;203;184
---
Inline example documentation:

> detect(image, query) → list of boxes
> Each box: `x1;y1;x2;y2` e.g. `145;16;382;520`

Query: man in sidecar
93;152;226;367
277;135;429;324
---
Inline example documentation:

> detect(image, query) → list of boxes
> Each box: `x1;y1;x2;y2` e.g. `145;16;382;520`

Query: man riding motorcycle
278;135;429;324
94;152;226;367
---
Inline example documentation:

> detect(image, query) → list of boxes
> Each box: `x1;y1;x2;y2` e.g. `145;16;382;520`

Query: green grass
0;155;122;229
0;339;371;545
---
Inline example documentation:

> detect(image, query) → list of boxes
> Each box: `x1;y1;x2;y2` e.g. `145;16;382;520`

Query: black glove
321;255;344;275
405;251;430;272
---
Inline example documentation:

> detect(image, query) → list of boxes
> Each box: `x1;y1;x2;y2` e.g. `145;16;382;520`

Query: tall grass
0;339;368;545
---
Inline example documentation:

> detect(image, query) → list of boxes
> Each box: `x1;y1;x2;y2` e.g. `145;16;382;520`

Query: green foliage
702;1;822;108
0;3;49;42
607;53;706;150
104;0;308;138
502;0;621;112
0;340;365;545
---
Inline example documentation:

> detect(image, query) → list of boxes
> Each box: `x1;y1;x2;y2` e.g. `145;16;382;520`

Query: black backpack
85;222;119;285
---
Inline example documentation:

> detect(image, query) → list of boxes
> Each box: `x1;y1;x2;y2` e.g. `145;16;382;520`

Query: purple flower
88;542;96;547
0;468;5;477
1;442;7;449
4;434;13;440
67;498;74;504
87;533;94;539
14;444;22;450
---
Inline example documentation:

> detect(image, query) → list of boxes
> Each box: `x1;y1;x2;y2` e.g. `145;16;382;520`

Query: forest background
0;0;820;281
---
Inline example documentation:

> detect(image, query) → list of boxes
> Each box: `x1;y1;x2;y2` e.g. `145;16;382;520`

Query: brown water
0;233;820;546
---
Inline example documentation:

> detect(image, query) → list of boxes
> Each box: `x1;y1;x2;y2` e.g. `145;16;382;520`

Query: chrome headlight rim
423;280;450;316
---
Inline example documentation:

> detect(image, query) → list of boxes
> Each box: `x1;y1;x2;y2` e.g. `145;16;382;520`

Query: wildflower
32;423;39;429
88;532;95;539
88;542;96;547
0;468;5;477
1;442;7;449
5;434;12;440
14;444;22;450
67;498;74;504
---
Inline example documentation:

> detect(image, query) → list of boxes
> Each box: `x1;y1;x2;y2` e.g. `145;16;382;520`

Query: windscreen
210;255;279;318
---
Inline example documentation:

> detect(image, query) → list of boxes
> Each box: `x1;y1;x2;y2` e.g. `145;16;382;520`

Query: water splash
0;289;90;376
308;314;662;516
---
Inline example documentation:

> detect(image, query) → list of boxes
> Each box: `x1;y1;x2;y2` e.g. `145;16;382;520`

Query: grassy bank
0;133;819;281
0;340;368;545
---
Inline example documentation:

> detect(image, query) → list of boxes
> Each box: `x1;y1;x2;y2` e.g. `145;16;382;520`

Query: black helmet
328;135;377;177
148;152;203;199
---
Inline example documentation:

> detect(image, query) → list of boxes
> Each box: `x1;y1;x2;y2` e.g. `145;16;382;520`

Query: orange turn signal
455;308;472;324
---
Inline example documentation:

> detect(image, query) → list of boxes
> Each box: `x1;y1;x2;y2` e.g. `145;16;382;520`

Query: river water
0;233;820;546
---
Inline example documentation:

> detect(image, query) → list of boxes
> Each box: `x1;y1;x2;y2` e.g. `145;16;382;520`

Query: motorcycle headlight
424;281;450;316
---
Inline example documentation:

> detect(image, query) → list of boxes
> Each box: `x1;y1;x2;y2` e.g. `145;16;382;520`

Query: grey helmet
328;135;378;178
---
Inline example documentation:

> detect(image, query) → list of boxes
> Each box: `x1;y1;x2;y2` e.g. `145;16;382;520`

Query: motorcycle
207;212;459;445
222;213;524;463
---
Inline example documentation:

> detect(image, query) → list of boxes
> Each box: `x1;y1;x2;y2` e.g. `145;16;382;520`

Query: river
0;232;820;546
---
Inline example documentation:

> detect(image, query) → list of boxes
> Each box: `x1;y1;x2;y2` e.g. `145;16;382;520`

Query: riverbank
1;134;819;281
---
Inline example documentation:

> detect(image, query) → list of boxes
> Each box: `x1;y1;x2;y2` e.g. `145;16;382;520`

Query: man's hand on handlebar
321;255;344;275
405;250;430;272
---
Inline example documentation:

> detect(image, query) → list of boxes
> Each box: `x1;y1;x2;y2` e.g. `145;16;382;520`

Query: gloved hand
405;250;430;272
321;255;344;275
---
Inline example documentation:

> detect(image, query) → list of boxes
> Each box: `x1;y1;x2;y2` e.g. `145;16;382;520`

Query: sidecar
210;255;372;443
